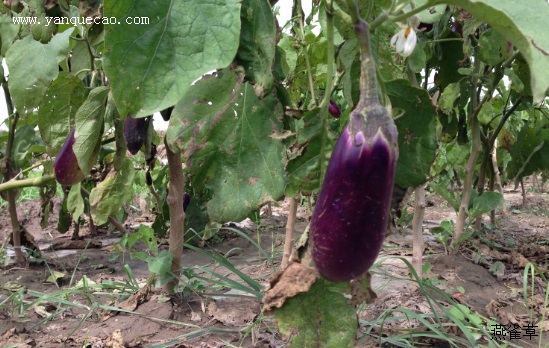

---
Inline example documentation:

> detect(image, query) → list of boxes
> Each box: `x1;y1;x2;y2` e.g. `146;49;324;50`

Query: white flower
390;25;417;57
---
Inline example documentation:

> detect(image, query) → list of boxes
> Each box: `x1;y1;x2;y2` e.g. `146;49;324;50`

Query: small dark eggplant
160;107;174;122
124;116;149;155
328;100;341;118
54;127;86;186
183;193;191;212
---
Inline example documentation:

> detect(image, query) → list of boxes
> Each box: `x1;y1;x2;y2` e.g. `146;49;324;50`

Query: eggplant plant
0;0;549;345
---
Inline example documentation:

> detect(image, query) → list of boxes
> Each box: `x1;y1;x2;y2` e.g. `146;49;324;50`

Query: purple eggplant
124;116;149;155
54;127;86;186
310;20;398;282
183;193;191;212
328;100;341;118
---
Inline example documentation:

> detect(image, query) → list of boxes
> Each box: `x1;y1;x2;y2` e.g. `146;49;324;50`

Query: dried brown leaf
262;261;318;312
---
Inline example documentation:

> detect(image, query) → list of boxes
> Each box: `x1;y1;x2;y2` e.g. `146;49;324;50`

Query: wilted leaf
46;270;66;284
235;0;276;97
262;262;319;312
285;108;334;197
89;158;135;225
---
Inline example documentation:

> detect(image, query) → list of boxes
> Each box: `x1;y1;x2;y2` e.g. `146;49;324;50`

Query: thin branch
0;175;55;193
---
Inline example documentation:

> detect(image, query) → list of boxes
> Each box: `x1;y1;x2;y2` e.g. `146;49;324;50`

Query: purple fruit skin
54;127;86;186
183;193;191;212
311;125;397;282
124;117;148;155
329;100;341;118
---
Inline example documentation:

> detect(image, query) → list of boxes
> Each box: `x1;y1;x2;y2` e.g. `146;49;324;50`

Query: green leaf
504;67;524;93
428;32;464;91
147;250;173;276
89;158;135;225
274;278;357;348
408;41;427;74
478;28;512;67
477;100;495;125
508;126;549;182
103;0;241;117
470;191;505;218
339;37;359;108
285;108;335;196
11;125;40;171
405;1;447;24
277;34;298;77
5;30;73;114
137;224;158;255
234;0;276;97
438;82;460;115
67;183;84;222
436;0;549;101
73;86;110;176
387;79;437;188
0;14;20;55
446;143;469;166
167;71;286;223
38;72;89;156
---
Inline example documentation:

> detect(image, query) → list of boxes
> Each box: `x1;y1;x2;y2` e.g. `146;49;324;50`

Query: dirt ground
0;179;548;348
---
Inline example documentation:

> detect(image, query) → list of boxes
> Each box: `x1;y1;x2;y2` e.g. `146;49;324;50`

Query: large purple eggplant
124;116;149;155
310;20;398;282
54;127;86;186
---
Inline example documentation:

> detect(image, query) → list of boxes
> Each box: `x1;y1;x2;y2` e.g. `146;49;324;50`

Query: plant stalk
281;197;298;269
474;97;522;228
411;185;426;278
1;79;25;265
451;55;483;251
491;138;507;219
0;175;55;193
164;139;186;293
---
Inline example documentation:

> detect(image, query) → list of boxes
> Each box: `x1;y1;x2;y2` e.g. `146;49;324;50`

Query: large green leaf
103;0;241;117
435;0;549;101
73;86;110;176
235;0;276;98
38;72;89;156
387;79;437;188
470;191;504;218
89;158;135;225
5;29;73;114
508;126;549;182
167;71;286;223
274;278;357;348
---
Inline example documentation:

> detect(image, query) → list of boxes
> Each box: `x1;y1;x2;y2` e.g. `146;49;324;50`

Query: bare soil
0;180;548;347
